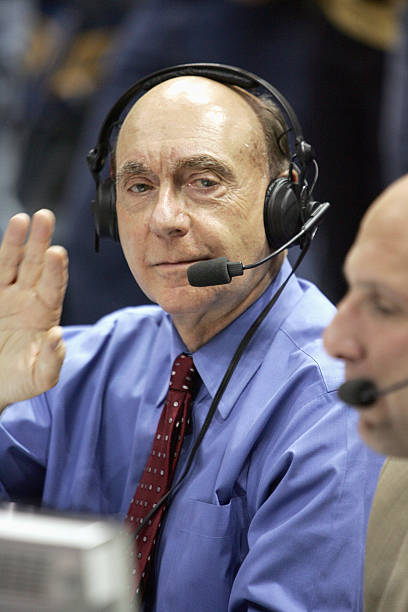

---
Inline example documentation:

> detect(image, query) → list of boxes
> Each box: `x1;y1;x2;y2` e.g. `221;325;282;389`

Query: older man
0;70;381;610
324;174;408;611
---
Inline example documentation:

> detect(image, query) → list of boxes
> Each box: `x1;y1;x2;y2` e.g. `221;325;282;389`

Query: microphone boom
187;202;330;288
338;376;408;408
338;378;378;407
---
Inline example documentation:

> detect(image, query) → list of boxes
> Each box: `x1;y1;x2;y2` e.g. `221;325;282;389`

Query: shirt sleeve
0;395;50;504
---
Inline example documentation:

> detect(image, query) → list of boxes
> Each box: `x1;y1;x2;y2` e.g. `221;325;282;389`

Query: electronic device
0;505;137;612
338;376;408;408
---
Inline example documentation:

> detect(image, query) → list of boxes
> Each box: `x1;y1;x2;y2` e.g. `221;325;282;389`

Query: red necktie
126;353;198;600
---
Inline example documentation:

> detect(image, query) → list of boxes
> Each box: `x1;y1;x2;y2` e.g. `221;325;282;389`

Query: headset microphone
338;377;408;408
187;201;330;287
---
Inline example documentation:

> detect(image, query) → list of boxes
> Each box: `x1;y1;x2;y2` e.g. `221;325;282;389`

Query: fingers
36;245;68;312
18;209;56;289
0;211;67;405
0;209;62;294
0;213;30;286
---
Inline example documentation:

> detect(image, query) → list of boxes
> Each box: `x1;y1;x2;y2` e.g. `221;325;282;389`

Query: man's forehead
122;75;263;133
345;196;408;286
361;184;408;248
115;76;268;171
365;175;408;226
122;76;223;122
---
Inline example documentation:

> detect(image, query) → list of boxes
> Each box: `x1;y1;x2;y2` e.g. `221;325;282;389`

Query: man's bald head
355;173;408;258
116;75;289;178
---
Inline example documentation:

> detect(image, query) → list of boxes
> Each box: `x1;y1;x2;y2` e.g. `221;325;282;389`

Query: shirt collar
191;258;303;419
153;259;303;418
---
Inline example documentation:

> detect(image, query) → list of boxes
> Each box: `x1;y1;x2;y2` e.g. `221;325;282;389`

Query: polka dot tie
126;353;198;600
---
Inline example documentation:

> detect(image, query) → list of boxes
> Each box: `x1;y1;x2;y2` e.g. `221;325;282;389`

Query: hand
0;209;68;410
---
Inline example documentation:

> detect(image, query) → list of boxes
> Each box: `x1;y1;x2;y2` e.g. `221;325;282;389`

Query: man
323;174;408;458
0;73;381;610
323;174;408;611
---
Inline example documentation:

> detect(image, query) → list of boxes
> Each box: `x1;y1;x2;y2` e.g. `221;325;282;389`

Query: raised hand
0;209;68;410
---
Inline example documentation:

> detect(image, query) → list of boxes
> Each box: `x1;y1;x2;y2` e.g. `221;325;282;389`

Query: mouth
355;391;390;430
359;410;384;427
152;257;210;268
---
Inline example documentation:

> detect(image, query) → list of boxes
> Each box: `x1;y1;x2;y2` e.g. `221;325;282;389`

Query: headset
86;62;323;254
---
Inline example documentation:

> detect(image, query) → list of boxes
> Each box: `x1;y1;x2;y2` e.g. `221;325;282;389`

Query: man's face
114;77;277;329
323;179;408;456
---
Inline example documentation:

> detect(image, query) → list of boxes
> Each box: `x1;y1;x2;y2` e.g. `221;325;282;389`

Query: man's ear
276;167;299;183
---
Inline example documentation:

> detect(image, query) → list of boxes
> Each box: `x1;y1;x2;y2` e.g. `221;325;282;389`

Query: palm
0;210;68;408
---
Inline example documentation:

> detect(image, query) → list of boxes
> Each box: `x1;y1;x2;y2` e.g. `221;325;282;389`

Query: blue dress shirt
0;260;383;610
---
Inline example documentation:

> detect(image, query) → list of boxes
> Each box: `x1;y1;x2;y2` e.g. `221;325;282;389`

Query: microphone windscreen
338;378;378;407
187;257;231;287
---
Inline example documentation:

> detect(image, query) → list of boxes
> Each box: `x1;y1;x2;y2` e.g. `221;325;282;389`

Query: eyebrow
173;155;236;184
116;161;150;185
116;155;236;185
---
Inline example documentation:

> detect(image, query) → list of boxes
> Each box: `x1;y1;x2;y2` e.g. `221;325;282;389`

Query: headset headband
87;62;315;180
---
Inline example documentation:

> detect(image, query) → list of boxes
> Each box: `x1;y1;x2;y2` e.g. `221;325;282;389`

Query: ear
263;171;303;251
276;167;298;183
110;156;116;179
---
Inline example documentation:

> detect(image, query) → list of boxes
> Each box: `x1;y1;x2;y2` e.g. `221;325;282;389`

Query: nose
149;183;190;239
323;293;364;363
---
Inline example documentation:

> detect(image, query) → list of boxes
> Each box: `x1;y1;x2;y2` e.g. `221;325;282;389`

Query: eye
196;178;218;188
187;175;222;191
128;182;152;193
370;294;398;316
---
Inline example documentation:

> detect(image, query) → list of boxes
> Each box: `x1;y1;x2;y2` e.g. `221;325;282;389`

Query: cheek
367;328;408;378
388;392;408;429
220;198;267;252
117;210;147;270
117;201;147;241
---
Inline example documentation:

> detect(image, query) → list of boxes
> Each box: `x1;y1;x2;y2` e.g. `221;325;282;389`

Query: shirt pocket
179;496;248;539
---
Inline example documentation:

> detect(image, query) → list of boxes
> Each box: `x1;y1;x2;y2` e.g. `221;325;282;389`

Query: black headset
87;62;319;252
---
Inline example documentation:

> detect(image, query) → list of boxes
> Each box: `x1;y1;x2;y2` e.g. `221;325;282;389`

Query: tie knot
169;353;197;392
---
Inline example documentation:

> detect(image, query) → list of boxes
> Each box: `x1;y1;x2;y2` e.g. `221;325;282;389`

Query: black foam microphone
187;202;330;287
338;377;408;408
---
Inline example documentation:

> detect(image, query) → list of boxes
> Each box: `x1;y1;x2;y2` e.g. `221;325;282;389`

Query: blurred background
1;0;405;324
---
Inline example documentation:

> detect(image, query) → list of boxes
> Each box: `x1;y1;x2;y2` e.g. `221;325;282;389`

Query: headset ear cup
263;177;303;250
92;177;119;241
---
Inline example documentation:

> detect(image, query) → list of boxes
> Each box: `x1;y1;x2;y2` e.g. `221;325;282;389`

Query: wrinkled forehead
115;76;268;168
122;77;263;137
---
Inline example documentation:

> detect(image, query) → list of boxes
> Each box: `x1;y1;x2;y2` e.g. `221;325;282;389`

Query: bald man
324;174;408;458
324;174;408;611
0;72;381;610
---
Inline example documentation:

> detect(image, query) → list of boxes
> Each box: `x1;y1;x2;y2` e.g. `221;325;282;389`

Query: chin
154;285;220;316
379;442;408;458
359;420;408;457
